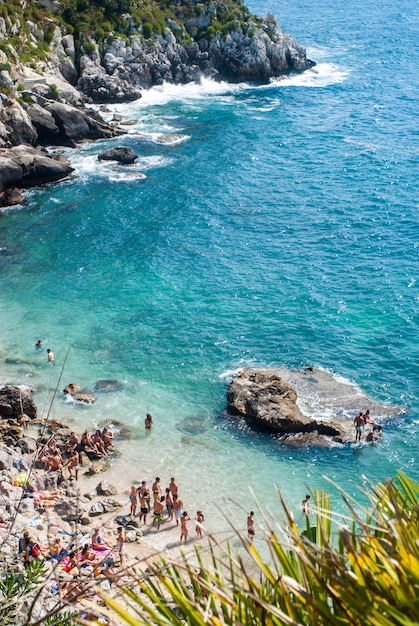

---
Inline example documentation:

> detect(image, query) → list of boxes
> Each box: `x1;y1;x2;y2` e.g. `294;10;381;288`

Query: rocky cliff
0;0;315;206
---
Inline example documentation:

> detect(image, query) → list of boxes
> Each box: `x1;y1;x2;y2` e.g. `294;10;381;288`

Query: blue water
0;0;418;536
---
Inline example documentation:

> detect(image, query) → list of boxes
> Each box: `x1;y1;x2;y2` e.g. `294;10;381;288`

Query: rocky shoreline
0;382;211;622
0;1;315;208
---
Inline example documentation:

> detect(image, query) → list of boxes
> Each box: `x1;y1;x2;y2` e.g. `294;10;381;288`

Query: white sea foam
272;62;350;88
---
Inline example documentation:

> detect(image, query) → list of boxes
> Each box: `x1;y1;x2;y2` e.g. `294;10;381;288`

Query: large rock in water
98;147;138;164
226;369;343;440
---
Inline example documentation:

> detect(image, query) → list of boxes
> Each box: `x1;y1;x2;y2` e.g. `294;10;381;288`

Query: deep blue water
0;0;418;530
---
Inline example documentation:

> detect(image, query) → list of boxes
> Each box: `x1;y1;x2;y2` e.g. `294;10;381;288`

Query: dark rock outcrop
45;101;121;146
0;145;74;205
98;147;138;164
0;385;37;420
227;369;344;442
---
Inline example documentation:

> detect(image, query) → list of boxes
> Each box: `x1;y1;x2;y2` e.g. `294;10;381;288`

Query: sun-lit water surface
0;0;418;539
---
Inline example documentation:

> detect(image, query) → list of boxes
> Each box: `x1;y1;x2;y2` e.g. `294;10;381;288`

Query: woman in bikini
180;511;191;543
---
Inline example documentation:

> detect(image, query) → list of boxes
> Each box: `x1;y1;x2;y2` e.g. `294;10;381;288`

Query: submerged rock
98;419;132;439
93;379;124;392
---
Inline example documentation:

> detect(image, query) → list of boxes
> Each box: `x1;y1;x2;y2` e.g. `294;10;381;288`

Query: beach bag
31;544;41;557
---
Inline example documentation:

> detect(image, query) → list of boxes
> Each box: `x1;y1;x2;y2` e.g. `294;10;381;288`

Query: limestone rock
2;100;38;146
54;498;87;521
0;385;37;420
79;451;92;468
89;498;122;516
0;145;74;192
125;529;137;542
77;55;141;103
97;419;131;439
27;103;60;144
96;480;118;496
98;147;138;164
87;460;110;475
227;368;309;433
73;390;96;404
17;436;37;454
63;383;80;395
0;187;25;207
227;368;343;441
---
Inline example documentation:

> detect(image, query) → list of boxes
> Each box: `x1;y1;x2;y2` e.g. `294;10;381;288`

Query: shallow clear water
0;0;418;539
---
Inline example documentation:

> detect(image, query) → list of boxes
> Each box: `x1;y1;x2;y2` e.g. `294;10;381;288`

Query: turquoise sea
0;0;418;539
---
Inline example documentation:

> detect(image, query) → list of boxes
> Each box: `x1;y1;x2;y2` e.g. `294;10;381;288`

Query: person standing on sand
152;477;162;504
64;450;80;481
153;497;165;530
129;484;138;516
247;511;255;541
116;526;125;566
195;510;205;539
145;413;153;432
180;511;190;542
139;485;149;525
173;494;184;526
47;348;54;363
165;488;174;521
169;477;178;496
354;412;364;442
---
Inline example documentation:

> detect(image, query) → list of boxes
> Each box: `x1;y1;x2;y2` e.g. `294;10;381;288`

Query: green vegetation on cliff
0;0;264;68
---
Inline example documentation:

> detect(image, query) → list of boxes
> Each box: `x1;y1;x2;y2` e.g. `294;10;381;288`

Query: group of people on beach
353;410;383;443
37;427;116;479
17;524;125;602
128;476;205;542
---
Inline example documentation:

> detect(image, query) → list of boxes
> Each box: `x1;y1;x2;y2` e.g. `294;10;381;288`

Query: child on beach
195;510;205;539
